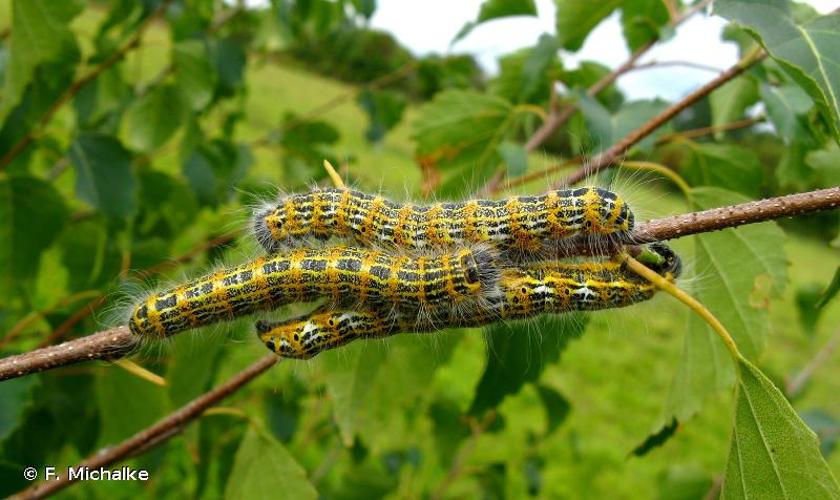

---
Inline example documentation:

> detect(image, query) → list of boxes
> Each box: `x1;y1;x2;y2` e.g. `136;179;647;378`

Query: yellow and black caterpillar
129;245;499;338
257;243;682;359
253;186;634;256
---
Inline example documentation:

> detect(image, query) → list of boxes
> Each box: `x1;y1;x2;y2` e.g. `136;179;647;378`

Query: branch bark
11;354;278;500
0;0;174;171
0;187;837;382
555;49;767;187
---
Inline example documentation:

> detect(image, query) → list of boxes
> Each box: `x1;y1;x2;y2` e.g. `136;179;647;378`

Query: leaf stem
622;254;743;361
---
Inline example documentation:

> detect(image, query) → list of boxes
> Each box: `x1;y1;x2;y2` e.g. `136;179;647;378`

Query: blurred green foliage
0;0;839;498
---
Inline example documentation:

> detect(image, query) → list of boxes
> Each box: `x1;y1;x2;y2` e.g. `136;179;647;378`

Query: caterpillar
252;186;634;257
128;245;500;338
257;243;682;359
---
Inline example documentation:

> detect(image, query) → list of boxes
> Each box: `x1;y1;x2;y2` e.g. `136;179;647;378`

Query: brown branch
0;327;136;381
11;354;279;500
0;188;836;380
0;0;174;171
626;186;839;244
556;49;767;187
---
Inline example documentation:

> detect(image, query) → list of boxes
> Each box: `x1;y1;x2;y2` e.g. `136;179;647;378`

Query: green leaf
516;34;559;103
0;377;36;442
174;40;218;111
412;90;515;194
794;283;825;337
804;142;840;187
357;89;407;143
0;176;68;290
210;38;247;96
182;140;252;206
801;410;840;458
555;0;622;51
657;465;714;500
167;334;225;408
577;95;669;153
1;0;82;121
815;267;840;309
760;82;814;144
73;67;132;127
225;427;317;500
620;0;671;51
497;141;528;177
679;143;764;198
721;357;840;498
454;0;538;43
715;1;840;142
710;76;758;140
664;187;787;422
469;314;587;416
69;133;137;219
535;384;571;435
96;366;168;446
123;85;188;152
322;332;459;446
665;311;736;422
490;38;560;104
561;61;624;108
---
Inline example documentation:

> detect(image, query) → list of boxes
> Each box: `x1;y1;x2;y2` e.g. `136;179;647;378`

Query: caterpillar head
257;310;390;359
644;242;682;280
590;187;635;235
252;205;285;254
453;244;502;301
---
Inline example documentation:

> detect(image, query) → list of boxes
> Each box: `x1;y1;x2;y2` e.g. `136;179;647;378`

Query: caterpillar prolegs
257;243;682;359
253;186;635;257
129;245;500;338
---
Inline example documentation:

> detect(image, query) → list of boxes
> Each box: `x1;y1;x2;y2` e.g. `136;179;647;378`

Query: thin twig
556;49;766;187
627;60;726;73
785;328;840;398
0;0;174;171
655;115;765;144
431;412;496;500
0;187;837;381
11;354;279;500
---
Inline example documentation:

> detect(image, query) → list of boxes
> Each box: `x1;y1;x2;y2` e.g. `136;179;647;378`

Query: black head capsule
648;242;682;279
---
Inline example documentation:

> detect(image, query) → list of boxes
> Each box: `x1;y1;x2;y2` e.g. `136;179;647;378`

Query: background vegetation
0;0;839;498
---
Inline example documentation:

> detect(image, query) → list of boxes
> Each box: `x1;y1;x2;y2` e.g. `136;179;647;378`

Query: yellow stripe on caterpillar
253;186;634;255
258;243;682;359
128;244;500;338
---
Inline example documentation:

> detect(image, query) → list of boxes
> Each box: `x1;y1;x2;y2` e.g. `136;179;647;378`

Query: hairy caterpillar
253;186;634;256
128;245;500;338
257;243;682;359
